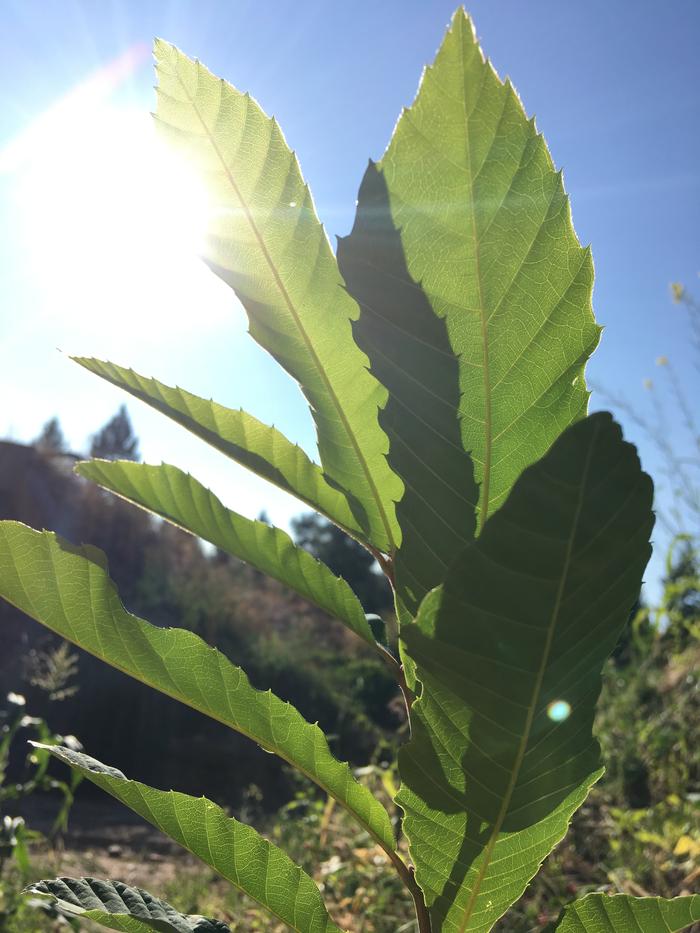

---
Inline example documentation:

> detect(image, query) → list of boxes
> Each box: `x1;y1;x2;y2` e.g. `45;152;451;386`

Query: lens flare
546;699;571;723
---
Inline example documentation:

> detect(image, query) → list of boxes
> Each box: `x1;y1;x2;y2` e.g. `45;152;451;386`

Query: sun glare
8;78;230;351
546;699;571;723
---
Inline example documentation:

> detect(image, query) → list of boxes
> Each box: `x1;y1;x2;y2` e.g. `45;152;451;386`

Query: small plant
0;9;698;931
0;692;82;928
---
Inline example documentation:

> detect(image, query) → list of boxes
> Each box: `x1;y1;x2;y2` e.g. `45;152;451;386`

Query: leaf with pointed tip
549;893;700;932
153;40;402;553
0;523;396;857
397;413;653;933
75;459;376;647
72;357;364;540
33;748;342;933
27;877;230;932
365;9;601;531
338;163;478;615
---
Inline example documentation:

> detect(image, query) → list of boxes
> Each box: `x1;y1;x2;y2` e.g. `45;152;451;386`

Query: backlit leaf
75;459;376;646
153;41;402;552
398;413;653;932
365;10;601;531
338;163;478;614
72;357;364;540
0;523;396;857
549;893;700;932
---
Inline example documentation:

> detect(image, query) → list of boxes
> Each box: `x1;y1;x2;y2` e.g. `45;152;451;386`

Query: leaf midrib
457;17;492;528
169;59;396;554
456;421;598;932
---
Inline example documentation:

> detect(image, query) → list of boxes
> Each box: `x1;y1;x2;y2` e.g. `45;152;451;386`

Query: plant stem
371;553;429;930
382;848;431;933
407;868;432;933
373;549;396;589
376;641;401;677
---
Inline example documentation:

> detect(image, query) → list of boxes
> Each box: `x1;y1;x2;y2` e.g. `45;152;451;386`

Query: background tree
33;416;67;455
89;405;139;461
292;512;392;613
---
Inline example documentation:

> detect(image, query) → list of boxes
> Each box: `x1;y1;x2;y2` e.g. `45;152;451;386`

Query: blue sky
1;0;698;588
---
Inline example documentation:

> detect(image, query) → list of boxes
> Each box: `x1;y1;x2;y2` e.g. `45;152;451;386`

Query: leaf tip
451;6;473;31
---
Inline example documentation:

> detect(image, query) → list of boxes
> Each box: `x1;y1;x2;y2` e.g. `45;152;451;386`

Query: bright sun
5;59;230;352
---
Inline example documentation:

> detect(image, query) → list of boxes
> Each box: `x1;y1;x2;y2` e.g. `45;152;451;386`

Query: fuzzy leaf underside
27;877;230;932
154;40;402;552
338;164;478;615
75;459;376;647
398;413;654;933
374;10;601;530
72;357;363;539
0;522;395;855
33;749;342;933
549;893;700;932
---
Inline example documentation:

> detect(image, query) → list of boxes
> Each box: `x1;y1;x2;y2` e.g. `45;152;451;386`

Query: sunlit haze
11;101;217;342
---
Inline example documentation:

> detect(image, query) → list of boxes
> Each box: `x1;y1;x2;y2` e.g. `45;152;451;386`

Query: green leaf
0;523;396;857
27;877;230;932
32;748;342;933
549;893;700;932
397;413;654;932
338;163;478;614
75;459;376;647
365;9;601;531
153;40;402;553
72;357;364;540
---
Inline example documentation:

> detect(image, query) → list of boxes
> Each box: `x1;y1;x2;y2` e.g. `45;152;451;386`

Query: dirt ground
18;794;204;888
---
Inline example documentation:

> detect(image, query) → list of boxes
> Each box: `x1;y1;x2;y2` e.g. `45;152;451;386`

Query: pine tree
34;417;67;454
292;512;392;612
89;405;140;461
